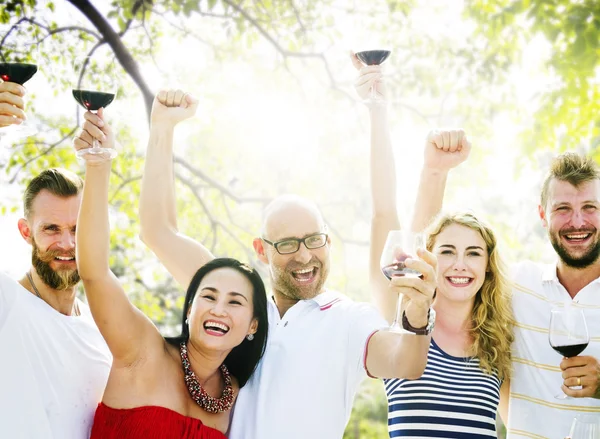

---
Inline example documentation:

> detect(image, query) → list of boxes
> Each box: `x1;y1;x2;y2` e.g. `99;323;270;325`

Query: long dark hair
166;258;268;387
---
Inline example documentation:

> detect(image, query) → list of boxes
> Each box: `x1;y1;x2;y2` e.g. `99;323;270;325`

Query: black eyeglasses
262;233;328;255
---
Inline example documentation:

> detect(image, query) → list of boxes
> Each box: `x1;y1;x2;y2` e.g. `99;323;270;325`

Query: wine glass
380;230;424;333
72;55;117;161
0;56;38;141
566;414;600;439
354;49;391;104
549;306;589;399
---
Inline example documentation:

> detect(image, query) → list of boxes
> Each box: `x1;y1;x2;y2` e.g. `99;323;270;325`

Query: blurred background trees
1;0;598;437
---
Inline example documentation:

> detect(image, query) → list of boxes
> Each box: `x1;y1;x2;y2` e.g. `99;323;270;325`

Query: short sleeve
0;271;18;331
346;302;388;384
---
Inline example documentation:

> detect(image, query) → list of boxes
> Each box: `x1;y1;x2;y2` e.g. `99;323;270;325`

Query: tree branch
67;0;154;122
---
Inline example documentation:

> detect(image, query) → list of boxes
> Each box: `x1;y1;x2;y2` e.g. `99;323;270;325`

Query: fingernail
97;120;104;127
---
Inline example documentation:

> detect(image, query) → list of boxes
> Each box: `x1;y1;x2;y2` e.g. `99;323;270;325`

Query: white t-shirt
0;271;111;439
228;290;388;439
507;261;600;439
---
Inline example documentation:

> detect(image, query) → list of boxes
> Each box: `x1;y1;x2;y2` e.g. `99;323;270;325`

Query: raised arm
351;53;401;324
411;130;471;232
75;110;163;365
139;90;212;290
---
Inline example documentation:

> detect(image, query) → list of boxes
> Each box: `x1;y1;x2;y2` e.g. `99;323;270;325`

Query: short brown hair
540;152;600;208
23;168;83;218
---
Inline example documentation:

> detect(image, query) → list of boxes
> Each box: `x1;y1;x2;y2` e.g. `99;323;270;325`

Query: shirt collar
542;263;559;283
541;261;600;286
311;289;345;311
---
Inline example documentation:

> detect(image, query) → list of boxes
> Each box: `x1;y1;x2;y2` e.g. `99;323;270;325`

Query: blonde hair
425;212;514;380
541;152;600;209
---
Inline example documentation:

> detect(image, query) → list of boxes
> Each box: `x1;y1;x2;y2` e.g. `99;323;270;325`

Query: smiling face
187;267;258;353
432;223;489;304
540;178;600;268
18;190;81;290
256;198;330;301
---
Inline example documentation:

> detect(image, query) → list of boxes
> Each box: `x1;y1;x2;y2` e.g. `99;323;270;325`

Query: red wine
0;63;38;85
72;89;115;111
382;260;422;280
356;50;391;66
551;342;588;357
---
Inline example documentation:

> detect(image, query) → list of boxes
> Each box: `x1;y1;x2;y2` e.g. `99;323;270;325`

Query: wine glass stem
391;293;404;328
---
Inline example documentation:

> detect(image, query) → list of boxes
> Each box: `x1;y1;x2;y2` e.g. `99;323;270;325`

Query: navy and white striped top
384;339;501;438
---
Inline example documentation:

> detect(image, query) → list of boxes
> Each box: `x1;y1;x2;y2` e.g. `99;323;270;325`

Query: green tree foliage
5;1;593;437
466;0;600;155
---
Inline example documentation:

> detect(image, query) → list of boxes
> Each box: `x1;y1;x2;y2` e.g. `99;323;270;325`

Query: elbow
398;355;427;380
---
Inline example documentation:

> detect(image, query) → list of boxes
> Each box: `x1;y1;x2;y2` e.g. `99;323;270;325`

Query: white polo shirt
228;289;388;439
507;261;600;439
0;271;112;439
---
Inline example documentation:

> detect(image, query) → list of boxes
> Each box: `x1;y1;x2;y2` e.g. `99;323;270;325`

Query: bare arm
139;90;213;290
411;130;471;233
366;250;437;378
75;110;162;365
351;54;401;324
498;379;510;425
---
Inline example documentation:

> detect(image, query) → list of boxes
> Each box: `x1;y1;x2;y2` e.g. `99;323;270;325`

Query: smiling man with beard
409;147;600;438
0;168;111;439
139;91;437;439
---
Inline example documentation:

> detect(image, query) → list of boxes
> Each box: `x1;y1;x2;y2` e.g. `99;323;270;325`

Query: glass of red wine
380;230;424;333
72;56;117;161
0;61;38;141
355;49;391;104
549;306;589;399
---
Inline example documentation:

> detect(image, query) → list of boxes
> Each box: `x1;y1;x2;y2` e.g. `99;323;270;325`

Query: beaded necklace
179;342;234;414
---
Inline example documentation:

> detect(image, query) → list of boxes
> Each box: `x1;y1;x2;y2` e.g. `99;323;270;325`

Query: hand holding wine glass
380;230;425;333
549;306;590;399
73;108;115;164
72;56;117;161
0;59;37;140
351;50;390;104
0;81;26;128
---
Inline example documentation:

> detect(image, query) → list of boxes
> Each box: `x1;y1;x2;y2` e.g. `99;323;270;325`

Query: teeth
204;321;229;332
565;234;590;239
448;277;470;284
56;256;74;261
294;268;313;274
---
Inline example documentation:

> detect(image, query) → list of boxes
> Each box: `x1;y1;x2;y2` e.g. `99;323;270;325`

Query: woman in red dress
73;91;268;439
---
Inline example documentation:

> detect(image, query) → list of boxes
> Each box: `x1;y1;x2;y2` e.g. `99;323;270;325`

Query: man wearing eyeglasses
139;91;437;439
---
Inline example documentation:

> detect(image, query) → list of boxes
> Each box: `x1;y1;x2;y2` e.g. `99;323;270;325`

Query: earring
185;318;189;325
246;334;254;341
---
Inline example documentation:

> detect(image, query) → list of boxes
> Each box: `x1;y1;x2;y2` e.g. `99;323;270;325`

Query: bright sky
0;0;559;279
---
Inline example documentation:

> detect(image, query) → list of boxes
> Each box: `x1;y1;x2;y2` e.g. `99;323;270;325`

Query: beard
271;256;329;301
549;227;600;269
31;240;80;290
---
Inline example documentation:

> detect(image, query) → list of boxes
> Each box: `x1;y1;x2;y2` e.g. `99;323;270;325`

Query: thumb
461;134;472;155
97;107;104;119
184;93;198;108
350;51;364;71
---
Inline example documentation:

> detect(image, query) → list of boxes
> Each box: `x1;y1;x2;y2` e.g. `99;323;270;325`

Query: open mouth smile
203;320;230;337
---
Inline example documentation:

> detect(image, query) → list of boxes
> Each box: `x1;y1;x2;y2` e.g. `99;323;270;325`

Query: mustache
35;248;76;263
286;257;322;272
560;227;596;235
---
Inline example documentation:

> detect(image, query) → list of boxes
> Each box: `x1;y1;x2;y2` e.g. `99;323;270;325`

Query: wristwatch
402;308;436;335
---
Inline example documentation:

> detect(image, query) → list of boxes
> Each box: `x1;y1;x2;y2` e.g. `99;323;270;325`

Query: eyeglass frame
261;232;329;255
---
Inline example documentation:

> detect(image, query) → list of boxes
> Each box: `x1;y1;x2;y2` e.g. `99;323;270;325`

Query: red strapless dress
90;403;228;439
